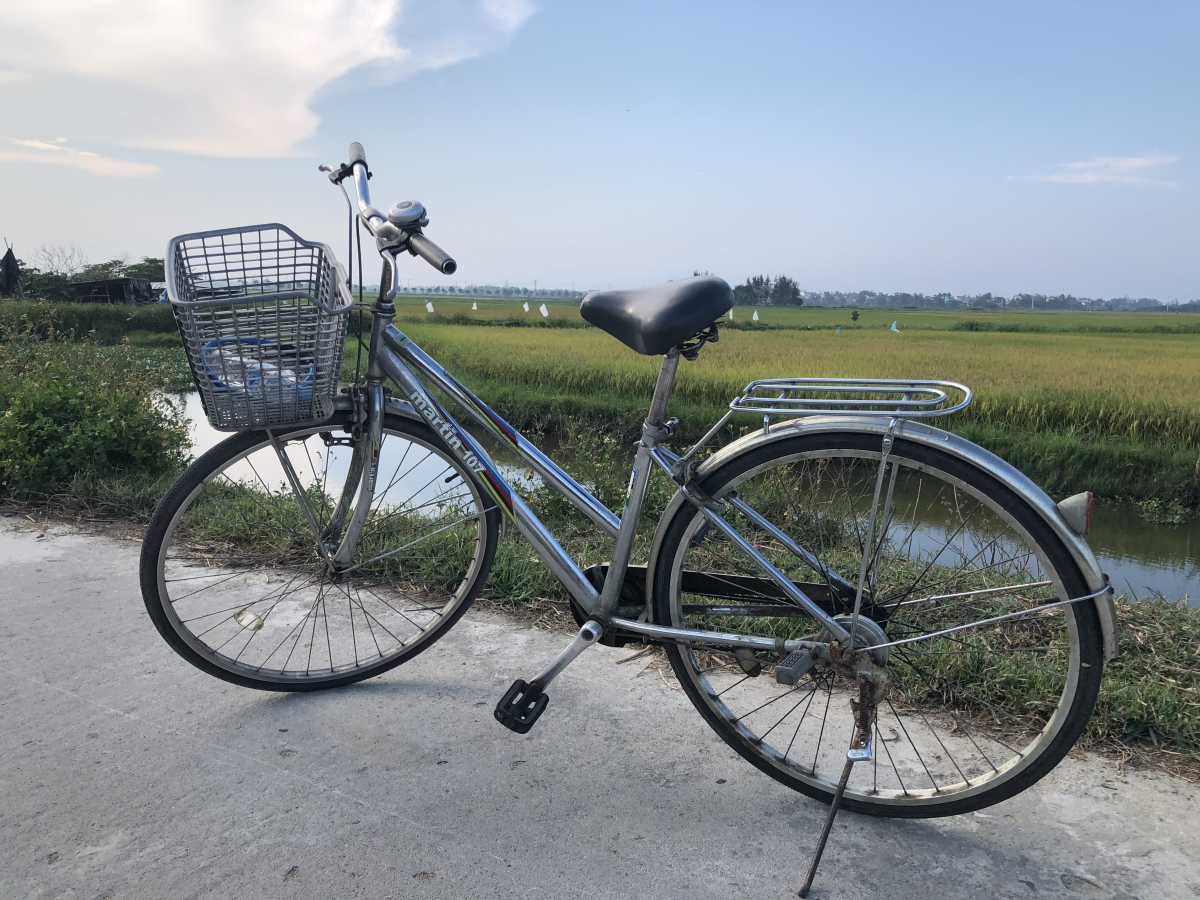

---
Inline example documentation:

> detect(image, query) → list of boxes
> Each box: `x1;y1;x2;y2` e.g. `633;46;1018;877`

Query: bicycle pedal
774;649;814;685
494;679;549;734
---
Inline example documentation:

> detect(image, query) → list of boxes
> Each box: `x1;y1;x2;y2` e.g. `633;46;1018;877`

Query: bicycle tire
140;412;501;691
651;431;1104;818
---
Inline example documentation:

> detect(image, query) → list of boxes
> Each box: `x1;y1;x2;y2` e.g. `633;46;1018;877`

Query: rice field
364;300;1200;506
390;315;1200;448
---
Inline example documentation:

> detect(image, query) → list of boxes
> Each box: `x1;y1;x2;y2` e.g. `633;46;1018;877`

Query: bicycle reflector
1057;491;1094;536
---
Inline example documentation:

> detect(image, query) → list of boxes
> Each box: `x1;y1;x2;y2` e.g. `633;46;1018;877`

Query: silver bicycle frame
357;319;847;652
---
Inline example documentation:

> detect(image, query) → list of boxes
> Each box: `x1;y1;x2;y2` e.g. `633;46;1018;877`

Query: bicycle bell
387;200;429;229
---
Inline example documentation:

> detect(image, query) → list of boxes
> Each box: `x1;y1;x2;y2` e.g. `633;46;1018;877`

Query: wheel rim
667;446;1085;810
155;421;491;685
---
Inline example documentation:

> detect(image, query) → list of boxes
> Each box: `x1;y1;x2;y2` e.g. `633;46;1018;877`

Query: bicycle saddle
579;276;733;355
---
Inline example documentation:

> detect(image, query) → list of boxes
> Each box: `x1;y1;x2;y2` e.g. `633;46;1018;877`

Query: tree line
3;247;165;301
731;274;803;307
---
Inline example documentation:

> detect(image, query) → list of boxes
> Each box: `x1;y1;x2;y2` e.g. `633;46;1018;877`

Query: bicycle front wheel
651;432;1104;818
140;412;500;691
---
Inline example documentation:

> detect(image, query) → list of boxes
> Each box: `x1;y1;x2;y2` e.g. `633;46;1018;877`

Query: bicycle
141;141;1118;893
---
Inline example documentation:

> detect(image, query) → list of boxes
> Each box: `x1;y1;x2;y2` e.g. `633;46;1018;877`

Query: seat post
597;349;681;616
645;349;681;428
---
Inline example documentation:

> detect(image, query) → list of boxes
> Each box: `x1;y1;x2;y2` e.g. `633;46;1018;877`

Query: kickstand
798;678;878;898
797;756;856;897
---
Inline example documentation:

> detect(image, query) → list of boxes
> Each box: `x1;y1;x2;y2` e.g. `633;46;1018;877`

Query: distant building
68;277;154;304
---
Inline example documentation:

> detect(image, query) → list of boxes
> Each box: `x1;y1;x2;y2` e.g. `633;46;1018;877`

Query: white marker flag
523;301;530;312
425;301;435;313
728;309;734;321
889;320;900;333
471;301;478;310
752;310;759;322
539;303;550;318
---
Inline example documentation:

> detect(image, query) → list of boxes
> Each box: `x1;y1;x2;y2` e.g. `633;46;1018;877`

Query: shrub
0;299;177;343
0;338;188;498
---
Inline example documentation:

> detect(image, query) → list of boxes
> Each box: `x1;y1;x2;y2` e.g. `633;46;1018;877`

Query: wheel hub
826;613;890;667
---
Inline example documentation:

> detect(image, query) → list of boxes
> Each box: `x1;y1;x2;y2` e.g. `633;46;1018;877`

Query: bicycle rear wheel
140;412;500;691
651;432;1104;818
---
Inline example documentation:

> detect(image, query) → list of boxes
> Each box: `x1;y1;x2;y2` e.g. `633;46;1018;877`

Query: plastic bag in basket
201;337;314;402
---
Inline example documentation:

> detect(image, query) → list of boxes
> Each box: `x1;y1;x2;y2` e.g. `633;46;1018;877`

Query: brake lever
318;161;364;185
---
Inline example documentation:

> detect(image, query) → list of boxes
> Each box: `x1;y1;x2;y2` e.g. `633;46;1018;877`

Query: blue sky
1;1;1196;298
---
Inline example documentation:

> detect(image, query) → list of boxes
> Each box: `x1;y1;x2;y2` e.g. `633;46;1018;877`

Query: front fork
319;263;397;568
265;379;384;570
325;381;385;567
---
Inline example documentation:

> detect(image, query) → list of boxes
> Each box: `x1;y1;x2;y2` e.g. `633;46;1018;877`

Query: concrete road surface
1;519;1195;899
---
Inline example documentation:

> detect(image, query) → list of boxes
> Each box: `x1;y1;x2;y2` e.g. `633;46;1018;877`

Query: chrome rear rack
730;378;972;419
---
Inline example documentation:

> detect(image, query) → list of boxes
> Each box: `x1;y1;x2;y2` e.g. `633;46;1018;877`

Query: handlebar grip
408;232;457;275
347;142;367;167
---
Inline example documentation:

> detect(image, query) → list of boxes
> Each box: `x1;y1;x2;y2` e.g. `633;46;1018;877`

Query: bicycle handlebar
337;140;457;276
409;232;457;275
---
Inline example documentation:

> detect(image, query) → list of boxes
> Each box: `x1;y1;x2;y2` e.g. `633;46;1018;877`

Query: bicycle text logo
408;390;487;474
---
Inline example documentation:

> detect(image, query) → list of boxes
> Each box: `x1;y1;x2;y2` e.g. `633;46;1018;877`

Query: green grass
0;298;177;342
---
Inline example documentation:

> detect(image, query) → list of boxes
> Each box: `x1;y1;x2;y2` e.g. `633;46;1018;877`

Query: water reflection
874;482;1197;605
165;392;539;517
1089;504;1199;604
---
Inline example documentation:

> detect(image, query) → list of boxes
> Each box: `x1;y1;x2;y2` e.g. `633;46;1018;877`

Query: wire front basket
167;224;353;431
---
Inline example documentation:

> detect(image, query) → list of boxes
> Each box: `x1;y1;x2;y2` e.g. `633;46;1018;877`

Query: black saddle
579;276;733;355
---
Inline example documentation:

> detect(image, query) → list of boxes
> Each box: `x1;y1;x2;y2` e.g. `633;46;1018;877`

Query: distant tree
850;310;860;322
19;246;86;300
124;257;166;281
770;275;801;306
36;245;87;278
76;258;128;282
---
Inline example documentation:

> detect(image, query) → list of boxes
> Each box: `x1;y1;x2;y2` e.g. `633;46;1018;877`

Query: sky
0;1;1197;299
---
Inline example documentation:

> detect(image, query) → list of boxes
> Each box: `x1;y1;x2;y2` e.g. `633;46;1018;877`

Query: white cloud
1014;154;1181;187
483;0;537;32
0;69;32;85
0;137;159;177
0;1;536;160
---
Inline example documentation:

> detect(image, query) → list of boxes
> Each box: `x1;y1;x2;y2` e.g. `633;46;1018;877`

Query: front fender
332;393;422;424
647;416;1118;660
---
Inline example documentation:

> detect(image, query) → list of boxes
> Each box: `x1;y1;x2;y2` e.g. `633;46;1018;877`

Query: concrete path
1;519;1195;899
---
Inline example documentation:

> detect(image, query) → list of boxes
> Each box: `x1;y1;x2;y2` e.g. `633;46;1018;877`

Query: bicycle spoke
759;682;817;740
886;699;940;792
733;686;802;723
876;721;908;795
783;686;820;762
342;510;486;574
810;682;833;774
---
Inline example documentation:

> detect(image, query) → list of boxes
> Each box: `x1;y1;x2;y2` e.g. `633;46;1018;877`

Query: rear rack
730;378;972;419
